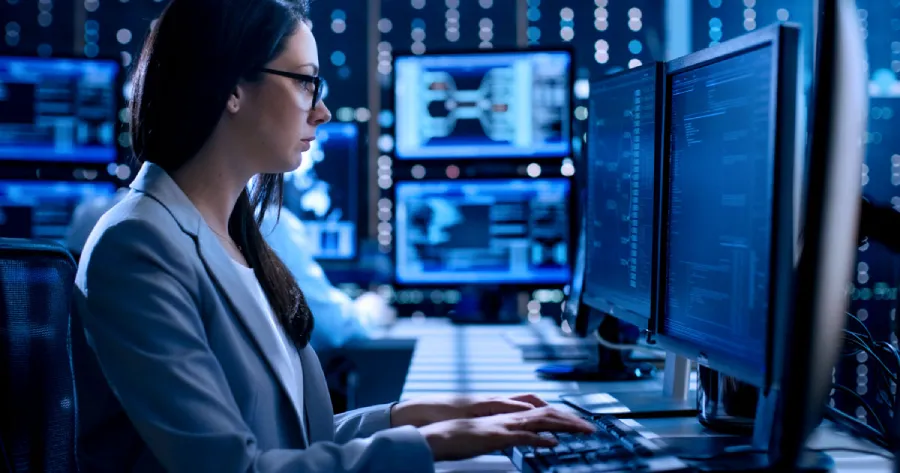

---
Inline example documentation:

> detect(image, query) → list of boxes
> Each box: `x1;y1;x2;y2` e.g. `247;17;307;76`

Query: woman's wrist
390;400;429;428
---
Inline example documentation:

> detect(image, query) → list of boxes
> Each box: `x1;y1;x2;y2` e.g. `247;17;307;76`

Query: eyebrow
295;63;319;75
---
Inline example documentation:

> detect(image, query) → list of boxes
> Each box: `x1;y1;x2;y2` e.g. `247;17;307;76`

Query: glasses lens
318;78;328;103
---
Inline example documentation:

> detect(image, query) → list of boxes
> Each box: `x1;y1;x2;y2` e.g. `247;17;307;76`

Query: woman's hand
390;393;549;427
419;406;596;462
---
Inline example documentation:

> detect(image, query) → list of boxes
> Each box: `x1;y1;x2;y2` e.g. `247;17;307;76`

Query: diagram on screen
395;52;571;159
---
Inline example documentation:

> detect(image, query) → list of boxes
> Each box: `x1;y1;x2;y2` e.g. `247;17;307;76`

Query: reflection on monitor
663;45;776;374
395;178;571;284
0;56;120;163
394;51;571;159
583;65;660;328
282;123;359;260
0;180;115;241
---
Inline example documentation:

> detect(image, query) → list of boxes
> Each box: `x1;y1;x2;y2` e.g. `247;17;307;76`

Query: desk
386;318;892;473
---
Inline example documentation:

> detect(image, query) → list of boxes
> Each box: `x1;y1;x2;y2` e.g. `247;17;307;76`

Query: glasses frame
259;67;328;105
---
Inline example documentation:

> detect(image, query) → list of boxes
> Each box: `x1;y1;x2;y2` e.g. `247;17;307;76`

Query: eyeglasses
259;68;328;105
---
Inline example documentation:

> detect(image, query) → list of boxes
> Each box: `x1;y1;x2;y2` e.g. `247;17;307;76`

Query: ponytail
229;173;314;348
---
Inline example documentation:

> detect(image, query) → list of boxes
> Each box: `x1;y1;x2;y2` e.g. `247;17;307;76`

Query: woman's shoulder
79;190;197;275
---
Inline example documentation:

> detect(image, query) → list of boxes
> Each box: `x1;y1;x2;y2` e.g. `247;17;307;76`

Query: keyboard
506;415;692;473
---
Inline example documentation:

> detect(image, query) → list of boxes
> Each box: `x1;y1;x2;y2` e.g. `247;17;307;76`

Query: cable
846;311;876;342
593;330;660;354
826;405;887;448
832;384;887;435
843;331;896;381
677;445;893;462
814;446;894;460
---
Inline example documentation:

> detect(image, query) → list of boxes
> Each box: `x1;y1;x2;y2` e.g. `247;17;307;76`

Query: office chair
0;238;78;472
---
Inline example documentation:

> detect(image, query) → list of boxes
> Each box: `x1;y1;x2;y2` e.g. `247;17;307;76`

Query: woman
71;0;594;472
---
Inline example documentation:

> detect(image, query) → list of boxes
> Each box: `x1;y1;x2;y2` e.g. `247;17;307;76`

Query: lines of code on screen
582;68;657;321
663;46;774;371
394;179;571;284
0;57;118;163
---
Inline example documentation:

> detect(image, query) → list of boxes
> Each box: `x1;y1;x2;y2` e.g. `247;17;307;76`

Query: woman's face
232;21;332;174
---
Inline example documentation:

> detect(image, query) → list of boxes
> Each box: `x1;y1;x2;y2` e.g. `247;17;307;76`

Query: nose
311;101;332;125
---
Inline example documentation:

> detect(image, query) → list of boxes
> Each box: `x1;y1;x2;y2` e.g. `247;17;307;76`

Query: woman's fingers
508;412;596;434
508;393;549;408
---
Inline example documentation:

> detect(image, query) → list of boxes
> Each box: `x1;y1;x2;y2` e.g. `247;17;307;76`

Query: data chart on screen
394;178;571;284
0;180;116;242
394;51;571;160
0;56;120;163
282;123;360;260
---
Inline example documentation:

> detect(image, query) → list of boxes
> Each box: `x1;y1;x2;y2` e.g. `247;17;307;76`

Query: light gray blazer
71;162;434;473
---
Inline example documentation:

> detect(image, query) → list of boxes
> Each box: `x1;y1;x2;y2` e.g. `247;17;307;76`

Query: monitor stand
558;350;699;418
535;316;655;381
678;389;833;473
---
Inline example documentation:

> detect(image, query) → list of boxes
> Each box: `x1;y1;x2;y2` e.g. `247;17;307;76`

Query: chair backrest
0;238;77;473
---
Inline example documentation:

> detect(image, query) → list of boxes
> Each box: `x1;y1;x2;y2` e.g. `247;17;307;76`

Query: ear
226;85;244;114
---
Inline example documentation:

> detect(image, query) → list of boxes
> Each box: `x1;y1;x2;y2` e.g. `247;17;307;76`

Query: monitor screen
0;56;120;163
0;180;116;242
394;50;572;160
562;198;587;330
282;123;360;260
394;178;571;284
582;66;659;327
662;45;776;373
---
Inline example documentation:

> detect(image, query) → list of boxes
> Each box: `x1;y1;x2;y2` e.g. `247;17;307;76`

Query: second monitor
582;63;663;332
281;122;361;260
393;49;573;160
394;178;571;285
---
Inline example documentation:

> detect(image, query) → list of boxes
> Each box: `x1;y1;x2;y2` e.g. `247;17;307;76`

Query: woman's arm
76;217;433;473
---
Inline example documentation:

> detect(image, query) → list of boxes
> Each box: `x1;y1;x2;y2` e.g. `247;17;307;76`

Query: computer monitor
582;63;665;333
282;122;361;260
772;0;869;469
0;180;116;242
393;178;571;285
393;49;572;160
0;56;121;163
656;23;800;392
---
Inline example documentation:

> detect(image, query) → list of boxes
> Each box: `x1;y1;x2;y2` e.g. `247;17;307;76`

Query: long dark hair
129;0;314;347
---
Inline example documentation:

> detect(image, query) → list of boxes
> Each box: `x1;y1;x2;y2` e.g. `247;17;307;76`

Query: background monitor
0;56;121;163
582;63;664;331
394;178;571;285
282;122;361;260
656;24;800;389
0;180;116;242
393;49;572;160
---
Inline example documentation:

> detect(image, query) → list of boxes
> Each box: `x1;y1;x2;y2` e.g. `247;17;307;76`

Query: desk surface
385;318;892;473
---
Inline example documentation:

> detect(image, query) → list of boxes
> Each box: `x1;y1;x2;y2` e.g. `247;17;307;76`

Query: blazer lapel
196;216;309;446
130;162;309;444
299;346;334;443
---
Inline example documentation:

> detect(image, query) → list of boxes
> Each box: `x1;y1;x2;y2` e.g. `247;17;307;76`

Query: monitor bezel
652;24;801;390
390;175;576;288
579;61;665;334
287;121;365;262
388;46;575;162
0;53;126;172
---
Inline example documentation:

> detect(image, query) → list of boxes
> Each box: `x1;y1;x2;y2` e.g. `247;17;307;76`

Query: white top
230;259;306;431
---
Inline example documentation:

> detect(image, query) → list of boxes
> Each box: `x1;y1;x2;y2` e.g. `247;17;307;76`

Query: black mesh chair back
0;238;77;472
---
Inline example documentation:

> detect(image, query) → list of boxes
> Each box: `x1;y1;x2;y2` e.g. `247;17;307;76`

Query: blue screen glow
394;178;571;284
583;66;658;323
663;45;775;371
0;56;120;163
282;123;360;260
0;180;116;242
394;51;572;160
